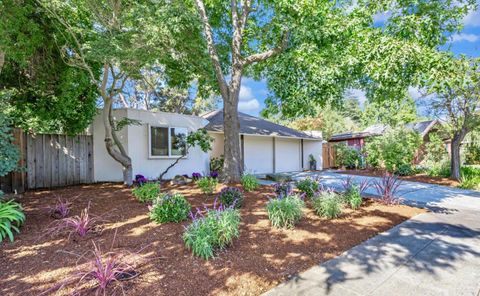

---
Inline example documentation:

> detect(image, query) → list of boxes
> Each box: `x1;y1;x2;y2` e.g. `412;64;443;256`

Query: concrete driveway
263;171;480;296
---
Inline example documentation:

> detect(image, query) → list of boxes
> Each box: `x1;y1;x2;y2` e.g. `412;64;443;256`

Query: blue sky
238;4;480;117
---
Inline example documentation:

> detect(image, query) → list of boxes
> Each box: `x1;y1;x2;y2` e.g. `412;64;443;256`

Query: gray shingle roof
202;110;320;139
329;120;439;141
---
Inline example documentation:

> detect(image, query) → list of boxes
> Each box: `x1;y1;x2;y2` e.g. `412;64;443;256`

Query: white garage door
275;138;301;173
244;136;274;174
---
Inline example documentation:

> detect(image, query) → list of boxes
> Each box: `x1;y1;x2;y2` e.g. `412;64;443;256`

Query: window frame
148;124;189;159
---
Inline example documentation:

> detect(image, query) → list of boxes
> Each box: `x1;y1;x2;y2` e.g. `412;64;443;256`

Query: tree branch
194;0;229;98
243;31;289;66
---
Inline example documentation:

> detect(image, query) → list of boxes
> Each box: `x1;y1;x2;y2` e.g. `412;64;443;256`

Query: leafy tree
38;0;208;185
289;104;359;139
341;97;363;125
424;55;480;180
0;1;99;134
424;132;448;164
361;94;418;127
189;0;473;181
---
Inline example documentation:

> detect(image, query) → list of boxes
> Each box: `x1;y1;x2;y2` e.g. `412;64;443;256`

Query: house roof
202;110;320;140
329;120;439;142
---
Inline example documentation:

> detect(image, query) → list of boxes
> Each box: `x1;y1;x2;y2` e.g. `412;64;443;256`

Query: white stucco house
91;108;323;182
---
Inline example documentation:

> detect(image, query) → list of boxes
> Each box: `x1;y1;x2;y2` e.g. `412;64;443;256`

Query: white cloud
463;9;480;27
239;85;254;102
451;33;480;43
238;99;260;112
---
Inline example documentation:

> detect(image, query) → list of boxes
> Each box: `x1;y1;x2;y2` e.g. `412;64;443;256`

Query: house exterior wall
92;109;210;182
209;132;224;159
303;140;323;170
275;138;301;173
92;109;129;182
125;109;210;180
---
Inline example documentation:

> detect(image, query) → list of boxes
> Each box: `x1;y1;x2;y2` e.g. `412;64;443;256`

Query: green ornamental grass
312;191;342;219
241;173;260;192
132;182;160;203
296;177;319;198
149;193;191;223
344;185;363;210
0;200;25;243
183;207;240;259
196;177;218;195
266;195;304;228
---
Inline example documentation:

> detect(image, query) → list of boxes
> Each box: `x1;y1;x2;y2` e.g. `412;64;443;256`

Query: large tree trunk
223;90;242;182
102;95;133;186
450;129;467;181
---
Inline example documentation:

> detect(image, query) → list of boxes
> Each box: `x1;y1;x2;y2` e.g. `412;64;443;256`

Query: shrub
395;164;415;176
134;174;148;186
365;128;422;172
426;161;450;177
217;187;244;208
149;193;191;223
196;177;218;194
312;191;342;219
132;182;160;203
344;185;363;210
335;144;362;169
191;172;202;180
266;195;304;228
373;174;403;205
296;177;319;198
0;200;25;243
241;173;260;192
458;167;480;190
183;205;240;259
273;182;294;198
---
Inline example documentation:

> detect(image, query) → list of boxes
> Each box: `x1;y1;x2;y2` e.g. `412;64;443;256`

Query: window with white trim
150;126;188;157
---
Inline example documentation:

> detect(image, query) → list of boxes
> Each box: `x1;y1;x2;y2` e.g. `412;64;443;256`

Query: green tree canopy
0;0;99;134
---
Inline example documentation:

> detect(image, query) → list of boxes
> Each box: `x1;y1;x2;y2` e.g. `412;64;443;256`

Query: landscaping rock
170;175;192;185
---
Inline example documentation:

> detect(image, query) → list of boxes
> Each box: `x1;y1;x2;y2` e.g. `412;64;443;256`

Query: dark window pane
171;127;187;156
151;127;168;156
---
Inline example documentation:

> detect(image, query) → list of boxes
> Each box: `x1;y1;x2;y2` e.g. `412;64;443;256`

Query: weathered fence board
25;133;94;190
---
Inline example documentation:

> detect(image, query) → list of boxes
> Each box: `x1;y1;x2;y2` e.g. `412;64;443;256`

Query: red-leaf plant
47;197;71;219
42;232;141;296
373;173;403;205
46;202;106;239
341;176;371;195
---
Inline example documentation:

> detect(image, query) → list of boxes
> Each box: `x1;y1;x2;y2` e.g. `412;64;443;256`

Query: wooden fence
322;143;337;169
1;130;94;192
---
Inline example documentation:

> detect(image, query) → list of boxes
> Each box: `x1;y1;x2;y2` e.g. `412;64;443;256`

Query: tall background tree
425;55;480;180
189;0;474;181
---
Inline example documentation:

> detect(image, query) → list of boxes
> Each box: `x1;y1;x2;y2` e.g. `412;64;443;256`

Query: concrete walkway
263;171;480;296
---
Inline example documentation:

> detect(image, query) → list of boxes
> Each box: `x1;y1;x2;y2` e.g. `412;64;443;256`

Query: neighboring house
329;120;441;151
91;108;323;182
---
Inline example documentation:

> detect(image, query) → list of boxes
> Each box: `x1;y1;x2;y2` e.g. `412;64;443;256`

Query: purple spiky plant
47;197;71;219
373;173;403;205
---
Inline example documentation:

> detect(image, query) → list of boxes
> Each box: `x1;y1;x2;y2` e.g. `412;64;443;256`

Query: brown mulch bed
0;183;425;296
338;169;461;187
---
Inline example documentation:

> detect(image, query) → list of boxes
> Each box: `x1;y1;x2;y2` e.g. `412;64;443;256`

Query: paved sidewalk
262;171;480;296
